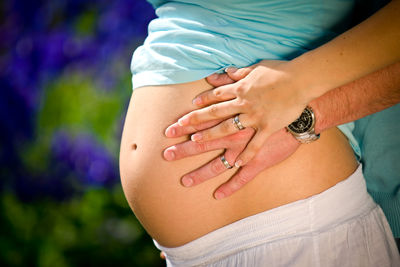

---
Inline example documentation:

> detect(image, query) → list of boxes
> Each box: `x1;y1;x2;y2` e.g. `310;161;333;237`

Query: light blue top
353;104;400;237
131;0;361;157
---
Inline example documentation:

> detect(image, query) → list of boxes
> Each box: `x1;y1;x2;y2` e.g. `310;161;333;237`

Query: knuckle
234;84;245;96
247;143;260;153
235;81;249;96
202;131;210;140
195;142;208;153
246;101;257;112
236;68;247;77
220;121;231;134
229;176;246;192
208;104;219;117
236;98;250;109
213;89;222;98
253;111;264;121
245;113;261;127
235;174;249;187
199;94;208;104
210;159;223;174
190;113;199;123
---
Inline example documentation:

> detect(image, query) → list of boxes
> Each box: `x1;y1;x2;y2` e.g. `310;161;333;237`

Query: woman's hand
166;60;308;167
164;67;301;199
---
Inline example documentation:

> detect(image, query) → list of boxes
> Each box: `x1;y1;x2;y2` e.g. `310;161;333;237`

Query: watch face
287;108;314;134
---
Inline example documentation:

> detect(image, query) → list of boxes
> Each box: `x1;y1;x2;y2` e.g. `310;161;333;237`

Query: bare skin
163;61;400;199
119;79;358;247
167;0;400;168
120;0;400;252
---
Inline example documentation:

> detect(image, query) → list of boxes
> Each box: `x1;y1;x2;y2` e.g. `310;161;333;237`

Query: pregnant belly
119;79;358;247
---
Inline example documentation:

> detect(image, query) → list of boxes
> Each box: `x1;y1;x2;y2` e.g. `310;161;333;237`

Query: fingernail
178;117;189;126
165;127;176;137
191;133;202;142
215;191;225;200
182;176;193;187
225;67;238;74
234;160;242;168
164;149;175;160
192;97;202;106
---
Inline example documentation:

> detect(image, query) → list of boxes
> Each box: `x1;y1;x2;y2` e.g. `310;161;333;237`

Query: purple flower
51;130;118;187
1;0;156;201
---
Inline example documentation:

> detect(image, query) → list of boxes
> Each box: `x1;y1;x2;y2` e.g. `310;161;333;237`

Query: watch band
292;129;320;144
286;106;320;144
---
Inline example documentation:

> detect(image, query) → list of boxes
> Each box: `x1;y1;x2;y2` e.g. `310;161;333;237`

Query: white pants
155;165;400;266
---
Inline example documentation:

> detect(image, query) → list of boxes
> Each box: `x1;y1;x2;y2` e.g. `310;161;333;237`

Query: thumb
225;66;254;81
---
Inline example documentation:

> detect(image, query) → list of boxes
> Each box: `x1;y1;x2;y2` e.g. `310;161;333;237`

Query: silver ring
220;155;233;169
233;115;245;130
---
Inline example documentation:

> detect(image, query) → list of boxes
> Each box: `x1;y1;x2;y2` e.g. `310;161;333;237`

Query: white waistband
155;165;375;265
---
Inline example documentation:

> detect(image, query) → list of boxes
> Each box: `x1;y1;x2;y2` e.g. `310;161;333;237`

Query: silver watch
286;106;320;144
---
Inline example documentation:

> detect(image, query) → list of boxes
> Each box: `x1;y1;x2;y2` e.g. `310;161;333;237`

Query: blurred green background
0;0;164;266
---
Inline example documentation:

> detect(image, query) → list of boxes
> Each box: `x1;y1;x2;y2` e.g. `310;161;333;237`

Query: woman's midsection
119;79;358;247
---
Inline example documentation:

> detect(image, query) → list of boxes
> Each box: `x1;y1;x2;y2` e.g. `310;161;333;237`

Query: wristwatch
286;106;320;144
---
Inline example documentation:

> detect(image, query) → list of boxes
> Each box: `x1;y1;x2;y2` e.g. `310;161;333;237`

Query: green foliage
0;187;164;267
75;9;98;36
2;1;161;264
3;69;163;266
38;72;123;150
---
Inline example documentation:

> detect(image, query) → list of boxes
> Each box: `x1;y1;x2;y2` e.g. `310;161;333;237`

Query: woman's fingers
163;138;225;161
192;83;237;107
178;99;241;126
165;119;223;138
235;130;270;167
164;128;254;161
191;114;252;142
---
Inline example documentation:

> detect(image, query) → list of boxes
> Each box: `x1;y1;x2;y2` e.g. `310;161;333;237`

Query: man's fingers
214;128;300;199
206;73;236;87
214;164;258;199
165;119;223;138
181;149;239;187
235;130;270;167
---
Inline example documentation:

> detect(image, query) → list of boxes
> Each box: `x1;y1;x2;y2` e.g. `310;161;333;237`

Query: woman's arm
164;61;400;198
292;0;400;100
167;0;400;167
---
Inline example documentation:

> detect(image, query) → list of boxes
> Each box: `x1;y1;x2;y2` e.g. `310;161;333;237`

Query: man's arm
164;61;400;199
311;61;400;134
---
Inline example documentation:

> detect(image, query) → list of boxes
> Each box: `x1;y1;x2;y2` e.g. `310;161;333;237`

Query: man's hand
164;127;299;199
163;67;301;199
